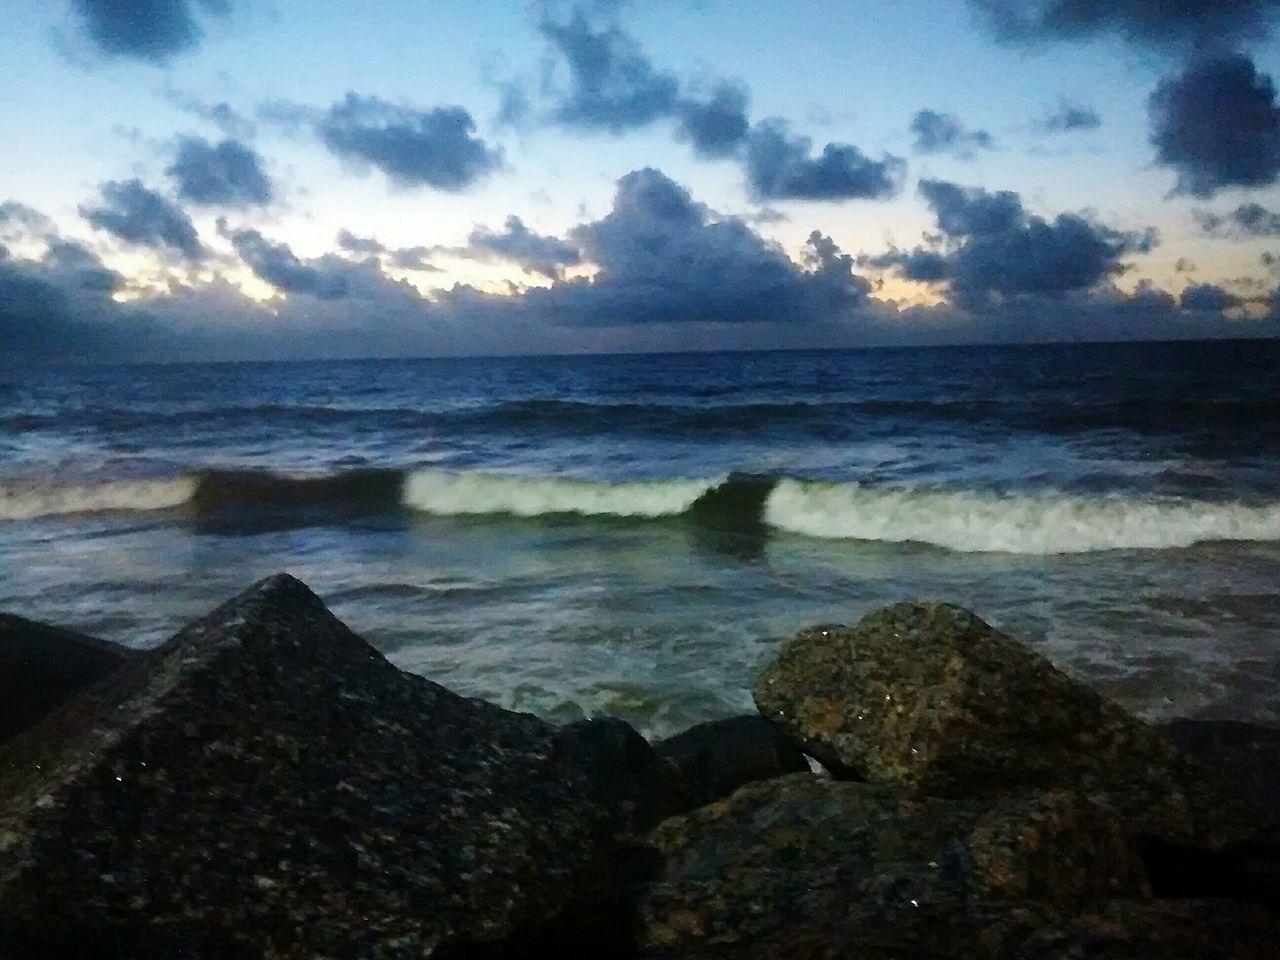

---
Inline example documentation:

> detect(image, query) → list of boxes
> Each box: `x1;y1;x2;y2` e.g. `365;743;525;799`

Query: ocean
3;339;1279;737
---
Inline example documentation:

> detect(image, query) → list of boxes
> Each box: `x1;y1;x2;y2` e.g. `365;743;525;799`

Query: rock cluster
0;583;1276;958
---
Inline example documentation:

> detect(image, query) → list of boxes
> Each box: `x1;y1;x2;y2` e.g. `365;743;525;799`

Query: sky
4;0;1280;361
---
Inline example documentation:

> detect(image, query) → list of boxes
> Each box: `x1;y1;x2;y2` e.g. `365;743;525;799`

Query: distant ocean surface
3;340;1279;736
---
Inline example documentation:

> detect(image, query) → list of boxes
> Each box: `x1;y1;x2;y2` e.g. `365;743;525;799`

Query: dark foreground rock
653;714;810;815
0;612;133;744
0;574;656;958
754;602;1273;849
1160;718;1280;819
633;773;1164;959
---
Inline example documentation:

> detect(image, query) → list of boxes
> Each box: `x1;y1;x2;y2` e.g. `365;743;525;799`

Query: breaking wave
3;468;1279;554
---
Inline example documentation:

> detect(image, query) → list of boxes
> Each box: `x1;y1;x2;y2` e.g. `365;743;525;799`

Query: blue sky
3;0;1280;360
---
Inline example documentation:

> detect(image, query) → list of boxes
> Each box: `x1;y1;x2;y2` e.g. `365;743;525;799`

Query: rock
653;714;810;814
0;574;650;958
1159;719;1280;820
1012;898;1280;960
0;612;133;744
633;773;1148;960
754;602;1272;849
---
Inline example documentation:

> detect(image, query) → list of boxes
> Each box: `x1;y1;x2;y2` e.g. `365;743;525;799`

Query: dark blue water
3;340;1279;733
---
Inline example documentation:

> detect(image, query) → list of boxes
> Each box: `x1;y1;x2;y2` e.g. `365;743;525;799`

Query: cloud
336;229;385;254
869;179;1156;300
316;94;503;191
164;86;257;140
166;136;273;207
539;167;872;323
226;228;353;299
1180;283;1242;311
80;180;204;259
539;10;680;132
1149;54;1280;197
1196;202;1280;238
69;0;227;63
745;119;904;202
674;83;751;158
388;247;442;272
910;109;995;159
1042;100;1101;132
466;216;581;277
967;0;1279;51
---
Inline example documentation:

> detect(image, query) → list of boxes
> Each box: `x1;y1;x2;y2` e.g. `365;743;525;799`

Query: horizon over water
3;337;1278;736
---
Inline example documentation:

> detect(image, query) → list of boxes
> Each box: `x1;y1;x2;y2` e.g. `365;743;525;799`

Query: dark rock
753;602;1272;849
1159;719;1280;819
0;574;647;958
633;773;1148;959
0;612;133;744
1012;898;1280;960
653;714;810;814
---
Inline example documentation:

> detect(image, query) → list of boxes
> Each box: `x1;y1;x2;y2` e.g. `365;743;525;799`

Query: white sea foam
402;469;720;518
0;477;198;521
764;479;1280;554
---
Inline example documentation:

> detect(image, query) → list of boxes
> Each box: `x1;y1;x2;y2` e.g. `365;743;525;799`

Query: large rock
634;773;1148;959
653;714;810;815
1159;719;1280;819
754;602;1271;848
0;574;653;958
0;613;132;744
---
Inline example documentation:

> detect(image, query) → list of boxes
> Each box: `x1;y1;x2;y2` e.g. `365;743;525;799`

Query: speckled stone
0;612;133;744
0;574;653;958
753;602;1273;849
633;773;1149;960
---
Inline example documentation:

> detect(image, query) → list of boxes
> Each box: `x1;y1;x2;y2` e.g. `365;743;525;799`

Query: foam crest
402;469;719;518
0;477;198;521
764;480;1280;554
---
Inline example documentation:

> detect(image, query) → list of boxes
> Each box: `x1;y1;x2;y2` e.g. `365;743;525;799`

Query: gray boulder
0;574;652;958
754;602;1272;849
0;612;133;744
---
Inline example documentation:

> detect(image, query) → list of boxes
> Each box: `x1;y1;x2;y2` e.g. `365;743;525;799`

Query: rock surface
634;773;1149;959
653;714;810;815
0;574;652;958
1159;718;1280;819
0;612;133;744
754;602;1271;848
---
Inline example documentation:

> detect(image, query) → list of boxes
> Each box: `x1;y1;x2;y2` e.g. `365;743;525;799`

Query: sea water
2;340;1278;736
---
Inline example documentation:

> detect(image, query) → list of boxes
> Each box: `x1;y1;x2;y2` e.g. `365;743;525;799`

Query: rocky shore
1;575;1277;958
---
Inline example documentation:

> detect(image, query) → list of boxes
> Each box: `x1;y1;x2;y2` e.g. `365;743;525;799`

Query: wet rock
0;612;133;744
653;714;810;814
633;773;1147;959
1159;719;1280;819
754;602;1272;848
0;574;647;958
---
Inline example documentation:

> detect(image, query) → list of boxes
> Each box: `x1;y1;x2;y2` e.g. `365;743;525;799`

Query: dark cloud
1149;54;1280;197
861;248;951;282
539;10;680;132
70;0;227;63
336;230;385;254
1196;202;1280;238
872;179;1156;299
968;0;1279;51
1180;283;1242;311
467;216;581;277
910;109;994;159
80;179;204;260
674;83;751;158
317;94;503;191
542;167;871;323
388;247;442;272
1043;100;1101;132
1175;257;1196;272
166;136;273;207
227;229;351;299
44;240;125;292
745;119;904;202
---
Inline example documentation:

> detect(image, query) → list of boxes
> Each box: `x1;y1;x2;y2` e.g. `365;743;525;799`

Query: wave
764;479;1280;554
0;477;198;521
4;468;1279;554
